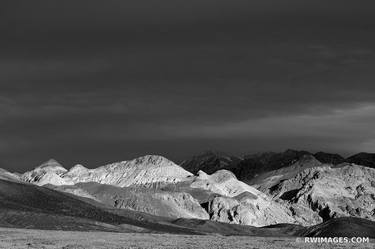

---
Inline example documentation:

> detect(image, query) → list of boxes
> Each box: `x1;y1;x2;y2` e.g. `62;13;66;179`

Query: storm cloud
1;1;375;171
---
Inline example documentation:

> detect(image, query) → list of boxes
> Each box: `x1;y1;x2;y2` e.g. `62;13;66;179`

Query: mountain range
1;149;375;238
181;150;374;182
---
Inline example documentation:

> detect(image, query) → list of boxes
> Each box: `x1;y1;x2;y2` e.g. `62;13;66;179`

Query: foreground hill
302;217;375;238
0;178;310;237
0;178;199;234
3;176;374;238
48;182;209;220
50;169;299;227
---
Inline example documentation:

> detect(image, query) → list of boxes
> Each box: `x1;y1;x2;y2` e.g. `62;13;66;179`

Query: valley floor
0;228;373;249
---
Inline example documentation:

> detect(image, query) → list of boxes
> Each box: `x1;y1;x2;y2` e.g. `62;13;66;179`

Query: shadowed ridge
233;149;312;182
180;150;242;174
251;155;322;192
171;218;305;237
0;179;200;234
314;152;345;165
301;217;375;238
346;153;375;169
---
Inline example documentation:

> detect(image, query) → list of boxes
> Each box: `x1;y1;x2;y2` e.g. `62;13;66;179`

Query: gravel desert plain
0;228;373;249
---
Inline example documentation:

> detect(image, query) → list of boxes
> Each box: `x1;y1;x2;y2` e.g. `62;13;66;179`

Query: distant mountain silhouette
180;150;242;174
181;149;375;182
232;149;312;182
346;153;375;169
181;149;318;181
314;152;345;165
249;154;322;187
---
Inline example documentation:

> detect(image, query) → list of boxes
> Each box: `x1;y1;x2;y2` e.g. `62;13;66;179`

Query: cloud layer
1;1;375;171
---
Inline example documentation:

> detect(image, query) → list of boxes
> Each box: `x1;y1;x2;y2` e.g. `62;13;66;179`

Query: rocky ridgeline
266;163;375;223
21;155;193;187
4;152;374;228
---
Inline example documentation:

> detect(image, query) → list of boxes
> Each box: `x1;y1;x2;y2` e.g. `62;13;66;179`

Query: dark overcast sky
1;1;375;171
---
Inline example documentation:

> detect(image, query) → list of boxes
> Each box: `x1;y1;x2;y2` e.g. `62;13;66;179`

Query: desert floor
0;228;373;249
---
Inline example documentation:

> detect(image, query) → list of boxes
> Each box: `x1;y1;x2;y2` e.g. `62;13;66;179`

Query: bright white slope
191;170;269;198
21;159;72;186
22;155;193;187
190;170;297;226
